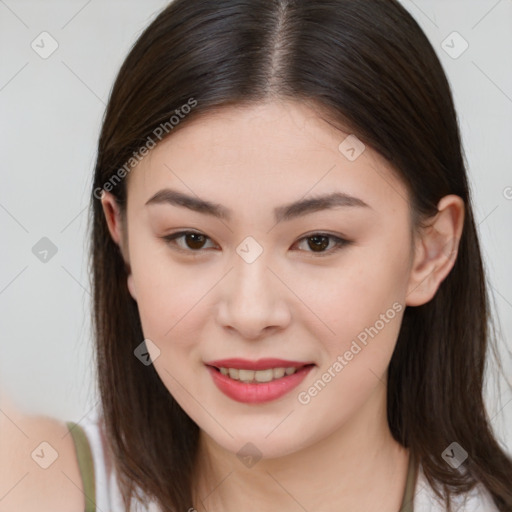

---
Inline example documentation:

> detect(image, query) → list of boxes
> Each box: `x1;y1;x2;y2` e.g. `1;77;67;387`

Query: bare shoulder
0;396;85;512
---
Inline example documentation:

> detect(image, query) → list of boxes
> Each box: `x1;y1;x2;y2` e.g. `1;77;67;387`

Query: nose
216;254;292;340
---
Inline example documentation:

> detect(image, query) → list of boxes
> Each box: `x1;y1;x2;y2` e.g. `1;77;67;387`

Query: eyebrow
145;188;371;223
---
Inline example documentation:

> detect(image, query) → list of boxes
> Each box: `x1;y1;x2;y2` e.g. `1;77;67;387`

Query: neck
192;381;410;512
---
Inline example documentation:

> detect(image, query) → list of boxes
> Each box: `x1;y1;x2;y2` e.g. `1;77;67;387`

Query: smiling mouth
209;364;315;384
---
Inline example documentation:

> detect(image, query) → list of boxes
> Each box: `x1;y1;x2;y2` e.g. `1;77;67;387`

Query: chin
202;423;312;462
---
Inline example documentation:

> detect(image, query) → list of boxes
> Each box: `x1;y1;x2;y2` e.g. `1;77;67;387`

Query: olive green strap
66;421;96;512
399;450;418;512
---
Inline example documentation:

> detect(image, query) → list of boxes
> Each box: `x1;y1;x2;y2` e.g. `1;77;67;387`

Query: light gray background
1;0;511;454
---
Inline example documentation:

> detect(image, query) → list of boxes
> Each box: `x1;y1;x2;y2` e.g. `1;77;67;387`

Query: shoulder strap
399;450;418;512
66;421;97;512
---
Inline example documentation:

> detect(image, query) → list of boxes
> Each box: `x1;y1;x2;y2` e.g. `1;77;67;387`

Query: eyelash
160;230;351;257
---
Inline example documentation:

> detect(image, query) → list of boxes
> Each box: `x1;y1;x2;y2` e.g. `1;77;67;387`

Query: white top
77;407;499;512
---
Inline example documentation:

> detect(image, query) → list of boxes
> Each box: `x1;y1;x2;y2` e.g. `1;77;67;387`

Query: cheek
302;247;408;337
303;239;409;383
131;258;213;398
133;261;212;343
127;219;215;330
293;251;407;422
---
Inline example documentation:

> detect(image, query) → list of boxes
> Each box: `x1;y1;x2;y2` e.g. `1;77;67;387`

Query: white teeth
273;367;285;379
254;369;274;382
238;369;255;381
217;366;300;383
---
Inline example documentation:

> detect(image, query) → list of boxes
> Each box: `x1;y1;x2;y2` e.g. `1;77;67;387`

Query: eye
161;231;351;256
293;233;351;256
161;231;216;253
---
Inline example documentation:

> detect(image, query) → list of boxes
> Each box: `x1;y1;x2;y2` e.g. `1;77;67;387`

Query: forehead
126;100;410;217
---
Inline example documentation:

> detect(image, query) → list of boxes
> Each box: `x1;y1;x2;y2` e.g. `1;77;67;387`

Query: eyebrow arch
145;188;371;223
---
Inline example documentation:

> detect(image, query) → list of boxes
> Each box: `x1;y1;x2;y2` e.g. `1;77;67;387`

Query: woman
2;0;511;511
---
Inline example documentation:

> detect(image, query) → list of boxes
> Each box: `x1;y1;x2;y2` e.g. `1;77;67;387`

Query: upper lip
204;358;315;370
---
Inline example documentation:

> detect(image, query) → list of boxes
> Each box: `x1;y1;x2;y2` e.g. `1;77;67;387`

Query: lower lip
206;365;314;404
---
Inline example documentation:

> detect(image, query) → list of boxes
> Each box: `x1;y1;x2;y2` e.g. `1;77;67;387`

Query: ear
405;194;465;307
100;190;137;301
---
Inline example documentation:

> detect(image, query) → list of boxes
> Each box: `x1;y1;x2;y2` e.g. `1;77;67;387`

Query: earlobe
127;274;137;301
405;195;464;307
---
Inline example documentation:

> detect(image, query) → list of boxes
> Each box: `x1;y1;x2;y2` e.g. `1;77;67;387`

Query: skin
0;391;85;511
101;98;464;512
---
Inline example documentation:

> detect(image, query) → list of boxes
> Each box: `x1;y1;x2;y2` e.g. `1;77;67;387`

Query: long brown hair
87;1;512;510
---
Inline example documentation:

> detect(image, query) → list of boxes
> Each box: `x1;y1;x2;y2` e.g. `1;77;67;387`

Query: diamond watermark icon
442;442;468;469
134;338;161;366
31;441;59;469
32;237;58;263
236;236;263;264
236;442;262;468
338;134;366;161
31;31;59;59
441;31;469;59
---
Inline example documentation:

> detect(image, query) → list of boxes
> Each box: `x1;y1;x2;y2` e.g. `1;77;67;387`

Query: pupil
309;235;328;252
187;233;205;249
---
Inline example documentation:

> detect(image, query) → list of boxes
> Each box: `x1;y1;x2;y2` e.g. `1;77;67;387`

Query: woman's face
107;100;419;458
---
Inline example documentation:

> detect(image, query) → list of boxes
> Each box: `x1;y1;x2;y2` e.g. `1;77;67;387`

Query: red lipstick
204;358;315;404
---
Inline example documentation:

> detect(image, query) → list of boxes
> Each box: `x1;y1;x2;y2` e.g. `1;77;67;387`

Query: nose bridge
216;237;290;336
230;240;274;304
